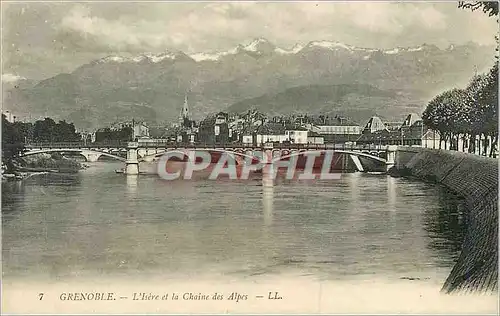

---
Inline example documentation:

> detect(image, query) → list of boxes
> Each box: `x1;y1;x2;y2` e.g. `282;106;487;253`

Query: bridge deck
25;142;389;151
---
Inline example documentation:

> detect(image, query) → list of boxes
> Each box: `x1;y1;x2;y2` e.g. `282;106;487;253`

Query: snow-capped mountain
4;38;495;129
92;39;452;64
275;44;305;55
95;51;193;64
242;38;274;52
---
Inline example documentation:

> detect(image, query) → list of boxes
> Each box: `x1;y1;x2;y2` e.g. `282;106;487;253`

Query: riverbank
393;147;498;294
2;153;86;181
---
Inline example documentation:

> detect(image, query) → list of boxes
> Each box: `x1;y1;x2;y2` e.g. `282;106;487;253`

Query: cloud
2;2;498;79
53;2;477;53
349;3;447;32
2;73;26;82
59;5;174;52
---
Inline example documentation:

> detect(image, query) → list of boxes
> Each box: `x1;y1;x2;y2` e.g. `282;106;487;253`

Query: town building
106;119;150;141
197;112;230;144
300;115;361;144
133;121;150;139
307;131;325;145
356;114;443;147
384;121;402;131
303;116;361;135
285;127;308;144
362;116;388;134
241;122;311;145
2;110;16;123
228;118;246;143
401;113;421;128
255;122;288;144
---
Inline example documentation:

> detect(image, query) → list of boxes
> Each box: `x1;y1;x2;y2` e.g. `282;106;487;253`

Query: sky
1;1;498;80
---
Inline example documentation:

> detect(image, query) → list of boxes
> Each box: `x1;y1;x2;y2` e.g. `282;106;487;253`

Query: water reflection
386;176;397;227
1;163;468;283
262;178;274;227
348;171;360;207
2;173;82;217
126;175;139;197
387;176;396;210
422;186;466;265
1;180;25;216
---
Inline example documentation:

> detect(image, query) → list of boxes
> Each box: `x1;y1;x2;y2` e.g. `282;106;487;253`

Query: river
1;161;496;314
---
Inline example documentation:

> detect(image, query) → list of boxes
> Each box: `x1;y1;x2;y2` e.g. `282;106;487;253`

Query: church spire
182;94;190;119
179;94;190;125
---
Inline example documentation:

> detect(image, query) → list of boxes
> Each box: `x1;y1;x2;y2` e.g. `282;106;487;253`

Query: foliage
94;126;132;142
473;63;498;135
458;1;499;16
464;73;490;135
422;89;468;137
463;64;498;137
2;115;25;165
20;154;82;173
32;118;81;142
423;63;498;155
2;115;82;170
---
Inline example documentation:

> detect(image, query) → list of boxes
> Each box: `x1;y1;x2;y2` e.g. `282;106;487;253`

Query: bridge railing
26;141;129;148
25;141;389;151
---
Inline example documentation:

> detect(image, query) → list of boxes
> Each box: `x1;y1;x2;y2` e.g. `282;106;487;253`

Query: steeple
183;95;189;118
179;94;190;125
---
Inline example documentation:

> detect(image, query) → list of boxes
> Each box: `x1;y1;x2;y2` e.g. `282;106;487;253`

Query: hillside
227;84;424;123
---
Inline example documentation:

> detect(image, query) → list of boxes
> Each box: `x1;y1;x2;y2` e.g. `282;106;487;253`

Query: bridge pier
125;142;139;175
385;145;397;172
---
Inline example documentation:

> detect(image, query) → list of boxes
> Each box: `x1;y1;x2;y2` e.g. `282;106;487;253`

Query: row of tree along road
422;1;498;157
422;63;498;157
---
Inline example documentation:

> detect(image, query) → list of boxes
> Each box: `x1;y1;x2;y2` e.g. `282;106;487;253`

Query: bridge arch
21;149;126;162
145;148;386;169
150;148;260;165
272;149;386;172
274;149;386;164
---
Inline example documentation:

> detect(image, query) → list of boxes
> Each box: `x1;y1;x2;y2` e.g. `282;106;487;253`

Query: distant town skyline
2;1;498;80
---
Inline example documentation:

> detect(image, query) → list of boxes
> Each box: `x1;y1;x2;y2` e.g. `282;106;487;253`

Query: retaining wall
395;147;498;294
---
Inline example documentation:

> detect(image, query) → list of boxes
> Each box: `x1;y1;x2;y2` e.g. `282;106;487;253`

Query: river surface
2;161;464;280
3;161;494;314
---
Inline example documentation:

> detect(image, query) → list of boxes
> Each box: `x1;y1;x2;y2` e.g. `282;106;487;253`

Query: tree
53;120;81;142
422;89;468;150
2;115;25;171
33;118;55;142
94;126;132;143
31;118;81;143
474;63;498;156
464;73;487;153
458;1;499;16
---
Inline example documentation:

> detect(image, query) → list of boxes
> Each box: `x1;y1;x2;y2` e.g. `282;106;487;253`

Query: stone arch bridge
23;142;396;174
23;144;127;162
125;142;396;175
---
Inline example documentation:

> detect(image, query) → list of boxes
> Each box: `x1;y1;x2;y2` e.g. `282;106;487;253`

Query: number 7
39;293;44;300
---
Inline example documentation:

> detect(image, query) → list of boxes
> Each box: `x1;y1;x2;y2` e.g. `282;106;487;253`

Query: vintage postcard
1;1;498;314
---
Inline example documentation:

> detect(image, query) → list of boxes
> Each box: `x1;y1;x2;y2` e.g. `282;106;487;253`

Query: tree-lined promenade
422;63;498;157
422;1;498;157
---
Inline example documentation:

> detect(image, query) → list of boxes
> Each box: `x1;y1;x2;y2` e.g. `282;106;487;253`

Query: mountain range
3;38;496;129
